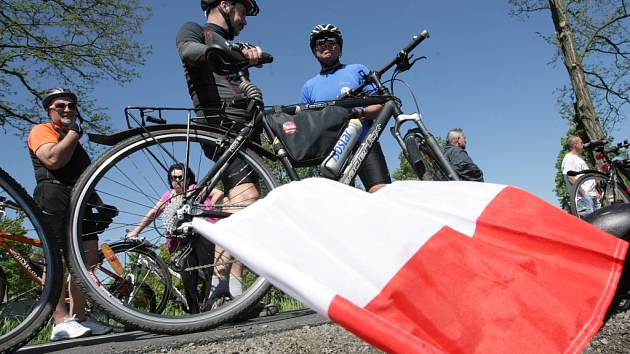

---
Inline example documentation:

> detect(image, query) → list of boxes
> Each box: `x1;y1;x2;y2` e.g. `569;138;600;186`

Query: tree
1;0;151;134
393;151;419;181
509;0;630;138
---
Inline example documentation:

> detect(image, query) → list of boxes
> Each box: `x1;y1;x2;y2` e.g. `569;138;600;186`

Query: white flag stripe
192;218;337;315
200;179;504;307
374;181;506;237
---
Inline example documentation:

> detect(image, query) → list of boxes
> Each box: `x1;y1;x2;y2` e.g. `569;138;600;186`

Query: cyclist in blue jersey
300;24;391;193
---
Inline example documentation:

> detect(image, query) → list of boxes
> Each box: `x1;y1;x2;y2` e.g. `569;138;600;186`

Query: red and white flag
193;179;627;354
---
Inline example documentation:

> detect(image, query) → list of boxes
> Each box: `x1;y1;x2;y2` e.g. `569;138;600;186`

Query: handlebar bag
263;106;351;166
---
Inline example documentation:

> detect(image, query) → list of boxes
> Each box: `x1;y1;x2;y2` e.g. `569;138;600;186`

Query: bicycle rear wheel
0;168;62;352
67;128;276;334
96;240;171;315
570;172;630;217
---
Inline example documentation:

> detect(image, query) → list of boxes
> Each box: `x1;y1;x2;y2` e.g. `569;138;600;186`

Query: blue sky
3;0;630;205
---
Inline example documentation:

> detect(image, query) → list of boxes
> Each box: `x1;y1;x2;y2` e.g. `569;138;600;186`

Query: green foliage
0;0;151;135
0;215;39;301
393;151;419;181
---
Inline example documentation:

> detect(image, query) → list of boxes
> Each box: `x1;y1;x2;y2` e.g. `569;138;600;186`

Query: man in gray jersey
176;0;262;302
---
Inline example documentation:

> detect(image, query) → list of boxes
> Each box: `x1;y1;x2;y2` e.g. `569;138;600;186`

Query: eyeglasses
170;175;184;182
51;102;77;111
315;37;338;50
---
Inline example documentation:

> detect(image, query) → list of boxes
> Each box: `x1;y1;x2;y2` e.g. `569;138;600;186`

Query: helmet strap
218;2;236;40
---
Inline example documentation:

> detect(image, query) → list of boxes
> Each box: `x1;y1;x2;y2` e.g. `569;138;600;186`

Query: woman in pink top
126;163;223;313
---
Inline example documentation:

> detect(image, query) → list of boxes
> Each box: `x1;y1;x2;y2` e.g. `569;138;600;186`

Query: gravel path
139;311;629;354
150;324;382;354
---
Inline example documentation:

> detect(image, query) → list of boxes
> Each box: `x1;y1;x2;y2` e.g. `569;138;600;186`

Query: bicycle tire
569;171;630;217
96;240;172;315
67;128;276;334
0;167;62;353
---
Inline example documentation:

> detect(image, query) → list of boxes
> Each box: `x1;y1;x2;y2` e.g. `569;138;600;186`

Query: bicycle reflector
596;152;604;160
602;163;610;173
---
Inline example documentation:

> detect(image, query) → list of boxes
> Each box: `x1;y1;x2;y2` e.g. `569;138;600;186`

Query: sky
3;0;630;205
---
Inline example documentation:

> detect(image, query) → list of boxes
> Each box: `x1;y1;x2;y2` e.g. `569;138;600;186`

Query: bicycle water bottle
101;242;124;275
320;118;363;179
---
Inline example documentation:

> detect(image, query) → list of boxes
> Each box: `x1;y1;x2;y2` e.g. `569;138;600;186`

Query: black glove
350;107;365;118
68;120;83;138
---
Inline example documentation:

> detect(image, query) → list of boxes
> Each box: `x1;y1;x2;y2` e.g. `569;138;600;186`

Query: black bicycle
568;140;630;218
65;30;459;334
0;167;62;353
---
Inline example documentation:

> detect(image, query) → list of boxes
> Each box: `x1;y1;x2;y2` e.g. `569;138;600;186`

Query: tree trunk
548;0;606;142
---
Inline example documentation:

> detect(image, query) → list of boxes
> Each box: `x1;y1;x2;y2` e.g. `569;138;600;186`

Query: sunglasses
315;37;338;50
51;102;77;111
170;175;185;182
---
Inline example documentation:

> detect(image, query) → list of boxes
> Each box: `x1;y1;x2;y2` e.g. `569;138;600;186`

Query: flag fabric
193;178;627;354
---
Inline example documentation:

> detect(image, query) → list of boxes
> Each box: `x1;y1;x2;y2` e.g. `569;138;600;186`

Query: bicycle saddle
583;203;630;242
583;203;630;315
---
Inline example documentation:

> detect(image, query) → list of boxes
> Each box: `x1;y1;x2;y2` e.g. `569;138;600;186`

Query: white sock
229;277;243;297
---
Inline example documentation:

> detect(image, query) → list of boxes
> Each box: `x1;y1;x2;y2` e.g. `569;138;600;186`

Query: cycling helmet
42;87;77;110
310;24;343;50
201;0;259;16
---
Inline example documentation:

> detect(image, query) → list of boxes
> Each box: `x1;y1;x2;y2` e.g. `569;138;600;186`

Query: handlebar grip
583;139;606;150
260;52;273;65
401;30;430;55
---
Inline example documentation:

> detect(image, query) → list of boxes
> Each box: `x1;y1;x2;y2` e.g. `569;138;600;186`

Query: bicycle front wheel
67;128;276;334
0;168;62;353
570;172;630;218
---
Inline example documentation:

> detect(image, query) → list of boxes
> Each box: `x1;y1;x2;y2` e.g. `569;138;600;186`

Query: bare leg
368;183;386;193
69;239;98;320
213;183;259;295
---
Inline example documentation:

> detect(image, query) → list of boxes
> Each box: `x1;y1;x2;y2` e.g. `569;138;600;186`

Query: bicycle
65;29;460;334
568;140;630;218
0;167;62;353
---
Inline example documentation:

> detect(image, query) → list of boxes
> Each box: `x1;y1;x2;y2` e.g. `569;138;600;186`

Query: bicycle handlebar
346;30;430;96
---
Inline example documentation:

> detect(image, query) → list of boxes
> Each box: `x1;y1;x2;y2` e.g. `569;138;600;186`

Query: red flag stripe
327;186;627;354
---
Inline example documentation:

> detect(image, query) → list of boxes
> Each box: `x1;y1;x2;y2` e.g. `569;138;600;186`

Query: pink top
160;184;218;223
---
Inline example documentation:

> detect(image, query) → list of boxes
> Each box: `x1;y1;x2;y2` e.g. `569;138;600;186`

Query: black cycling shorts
357;141;392;191
34;181;99;257
201;119;261;192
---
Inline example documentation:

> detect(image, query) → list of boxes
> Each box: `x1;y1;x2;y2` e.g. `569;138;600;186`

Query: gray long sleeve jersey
176;22;251;121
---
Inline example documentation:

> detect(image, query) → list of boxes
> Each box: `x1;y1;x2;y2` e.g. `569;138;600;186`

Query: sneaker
50;316;92;341
81;316;113;335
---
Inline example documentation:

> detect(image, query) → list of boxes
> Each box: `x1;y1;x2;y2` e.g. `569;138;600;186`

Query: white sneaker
81;316;113;335
50;316;92;341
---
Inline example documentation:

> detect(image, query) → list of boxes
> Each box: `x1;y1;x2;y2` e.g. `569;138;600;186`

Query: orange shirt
28;123;61;154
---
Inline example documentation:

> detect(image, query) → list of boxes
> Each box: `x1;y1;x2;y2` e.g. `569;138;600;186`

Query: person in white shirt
561;135;600;215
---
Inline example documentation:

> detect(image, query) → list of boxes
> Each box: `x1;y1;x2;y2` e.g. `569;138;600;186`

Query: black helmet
42;88;77;111
310;24;343;50
201;0;259;16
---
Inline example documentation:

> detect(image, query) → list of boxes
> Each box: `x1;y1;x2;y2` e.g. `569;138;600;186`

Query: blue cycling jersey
300;64;372;104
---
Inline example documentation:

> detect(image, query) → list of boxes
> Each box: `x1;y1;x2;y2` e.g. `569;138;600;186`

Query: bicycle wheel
0;168;62;353
67;128;276;334
96;240;171;315
570;172;630;217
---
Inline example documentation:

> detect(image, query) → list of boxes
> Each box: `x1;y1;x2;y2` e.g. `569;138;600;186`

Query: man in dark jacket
443;128;484;182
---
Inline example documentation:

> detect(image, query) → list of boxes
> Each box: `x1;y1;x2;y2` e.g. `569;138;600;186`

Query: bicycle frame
0;232;44;286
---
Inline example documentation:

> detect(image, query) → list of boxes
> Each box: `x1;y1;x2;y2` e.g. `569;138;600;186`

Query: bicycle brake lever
397;55;426;73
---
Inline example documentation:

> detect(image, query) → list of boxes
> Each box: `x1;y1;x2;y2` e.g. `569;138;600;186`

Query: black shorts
34;181;99;256
201;119;261;192
357;141;392;191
